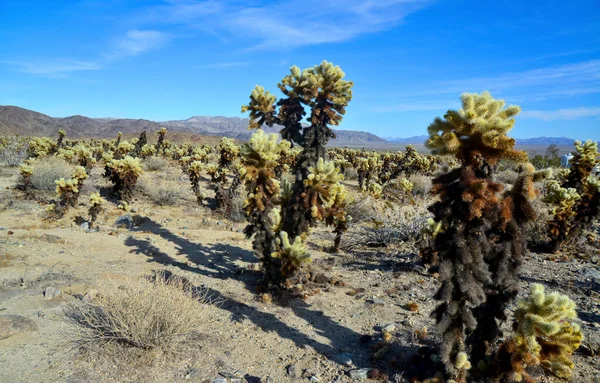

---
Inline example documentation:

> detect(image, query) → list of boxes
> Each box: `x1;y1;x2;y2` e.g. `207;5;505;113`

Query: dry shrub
150;187;181;206
346;191;379;223
0;142;28;167
342;204;430;249
143;157;169;172
409;174;432;197
26;156;74;192
69;272;212;351
344;167;358;181
219;186;246;222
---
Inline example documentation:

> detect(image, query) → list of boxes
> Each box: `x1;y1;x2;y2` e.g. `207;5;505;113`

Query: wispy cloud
373;60;600;113
105;29;169;60
521;106;600;121
10;29;168;78
195;61;250;69
141;0;432;49
8;60;101;77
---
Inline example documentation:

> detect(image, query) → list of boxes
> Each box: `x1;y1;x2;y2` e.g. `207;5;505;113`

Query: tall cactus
425;91;539;382
241;61;353;286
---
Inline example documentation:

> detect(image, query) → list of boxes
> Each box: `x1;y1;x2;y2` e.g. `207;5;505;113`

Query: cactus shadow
156;269;379;368
124;218;261;292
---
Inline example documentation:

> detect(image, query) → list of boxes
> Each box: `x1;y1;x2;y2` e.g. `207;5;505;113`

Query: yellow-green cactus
88;192;105;228
499;284;583;381
272;231;311;276
107;156;143;201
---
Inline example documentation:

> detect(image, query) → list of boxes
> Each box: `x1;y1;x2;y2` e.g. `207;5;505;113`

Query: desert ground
0;151;599;383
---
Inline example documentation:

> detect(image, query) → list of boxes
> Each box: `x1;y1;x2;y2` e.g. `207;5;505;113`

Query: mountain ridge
0;105;386;145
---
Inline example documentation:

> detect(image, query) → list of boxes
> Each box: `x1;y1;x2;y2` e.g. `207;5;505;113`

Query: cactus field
0;68;600;383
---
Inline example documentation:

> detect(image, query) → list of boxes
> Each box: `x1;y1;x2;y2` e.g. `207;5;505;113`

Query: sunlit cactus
155;127;167;153
496;284;583;382
241;129;289;285
88;192;105;229
426;92;538;382
545;139;600;251
53;178;79;216
187;161;204;205
107;156;143;201
272;231;310;278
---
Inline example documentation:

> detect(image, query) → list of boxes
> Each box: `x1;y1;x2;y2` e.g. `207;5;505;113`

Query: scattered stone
130;207;138;213
286;364;297;378
580;268;600;280
0;315;38;340
80;222;89;230
335;353;353;366
261;377;274;383
212;378;227;383
591;256;599;264
370;298;385;305
382;324;396;332
115;214;133;229
310;375;320;382
44;286;62;300
348;368;370;380
39;234;64;243
7;230;14;235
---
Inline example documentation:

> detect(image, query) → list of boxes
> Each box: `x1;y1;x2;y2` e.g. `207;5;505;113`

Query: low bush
69;272;212;351
143;156;169;172
23;157;75;192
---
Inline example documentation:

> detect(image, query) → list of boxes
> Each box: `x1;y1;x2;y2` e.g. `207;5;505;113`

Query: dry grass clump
346;191;379;223
408;174;432;197
0;142;28;167
344;167;358;181
496;169;519;185
69;272;212;351
342;205;430;249
143;156;169;172
525;196;552;248
25;157;74;192
149;187;181;206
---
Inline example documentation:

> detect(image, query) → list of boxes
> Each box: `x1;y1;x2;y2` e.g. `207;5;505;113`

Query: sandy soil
0;163;599;383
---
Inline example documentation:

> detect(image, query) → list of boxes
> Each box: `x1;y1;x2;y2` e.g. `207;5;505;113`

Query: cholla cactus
72;166;88;189
242;62;353;287
73;144;96;169
187;161;204;204
107;156;143;201
205;163;220;183
19;164;33;194
54;178;79;216
426;92;538;382
115;140;134;159
545;139;600;251
130;131;148;158
272;231;310;277
241;129;289;285
496;284;583;382
88;192;105;228
156;127;167;153
367;182;383;199
303;158;344;220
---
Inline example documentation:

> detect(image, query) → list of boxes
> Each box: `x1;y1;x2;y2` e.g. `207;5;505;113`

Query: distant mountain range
0;105;386;145
385;135;580;146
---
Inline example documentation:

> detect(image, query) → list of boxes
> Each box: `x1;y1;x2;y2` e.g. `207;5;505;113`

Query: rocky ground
0;162;599;383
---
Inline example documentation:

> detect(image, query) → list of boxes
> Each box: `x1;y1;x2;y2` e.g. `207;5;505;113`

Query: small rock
130;207;138;213
370;298;385;305
44;286;62;300
335;353;353;366
382;324;396;332
261;377;274;383
39;234;63;243
348;368;370;380
310;376;320;382
580;267;600;280
0;315;38;340
286;364;297;377
80;222;89;230
212;379;227;383
115;214;133;229
591;256;599;264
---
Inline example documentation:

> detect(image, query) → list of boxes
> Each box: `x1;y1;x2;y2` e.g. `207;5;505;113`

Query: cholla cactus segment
55;178;79;195
500;284;583;381
108;156;143;201
89;192;105;206
241;86;278;130
272;231;311;274
544;180;581;216
242;129;290;165
367;182;382;199
19;164;33;177
398;178;414;193
72;166;88;183
426;91;528;164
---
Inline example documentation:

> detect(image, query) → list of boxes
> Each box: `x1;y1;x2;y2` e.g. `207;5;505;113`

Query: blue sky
0;0;599;140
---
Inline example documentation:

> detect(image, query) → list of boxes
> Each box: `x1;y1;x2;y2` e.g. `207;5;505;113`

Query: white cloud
9;60;100;77
144;0;432;49
521;106;600;121
106;29;169;60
